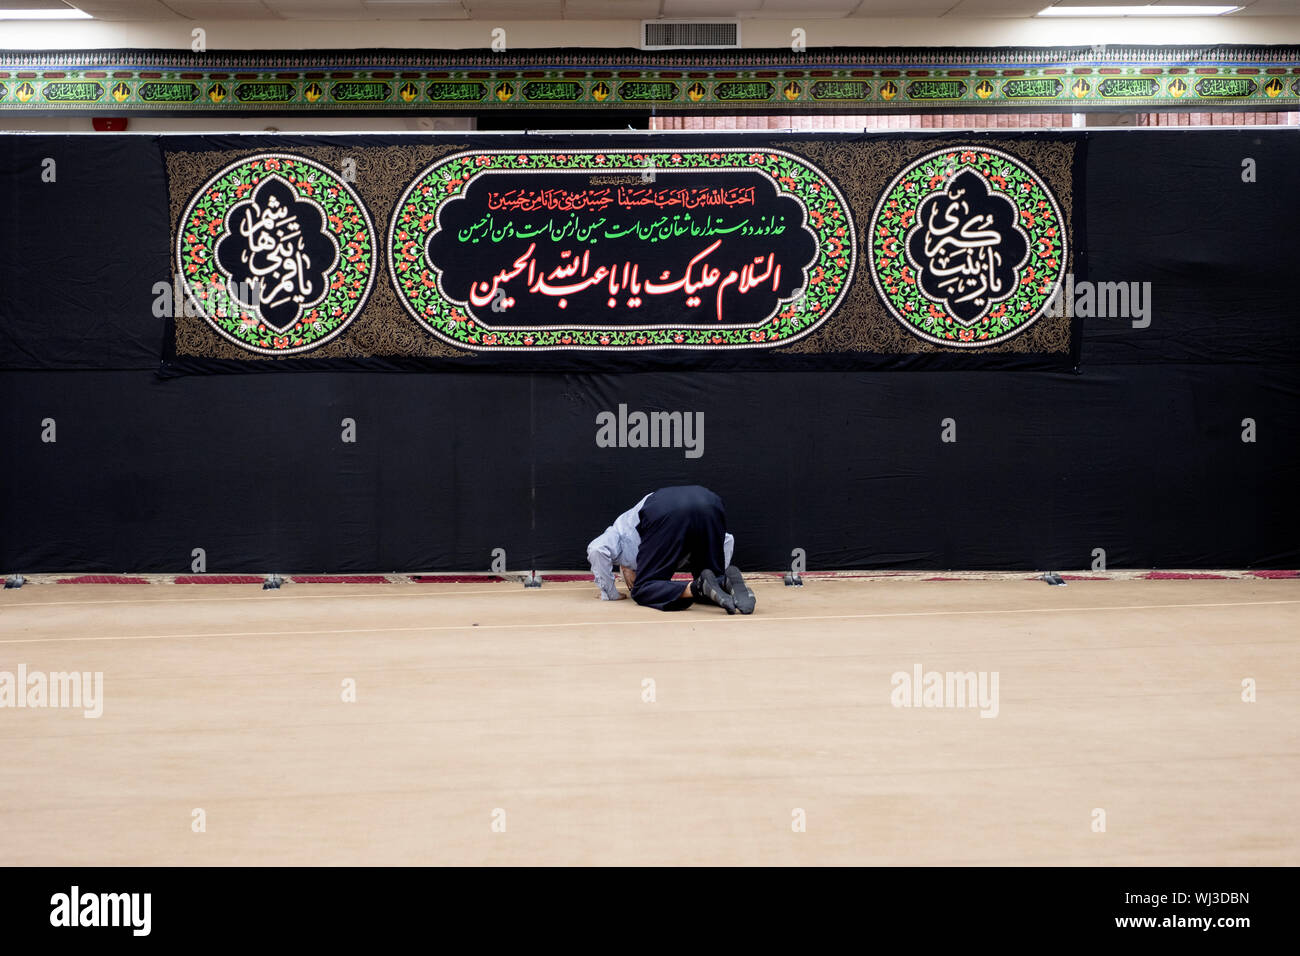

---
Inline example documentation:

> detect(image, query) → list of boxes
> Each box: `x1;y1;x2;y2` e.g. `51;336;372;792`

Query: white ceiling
5;0;1295;21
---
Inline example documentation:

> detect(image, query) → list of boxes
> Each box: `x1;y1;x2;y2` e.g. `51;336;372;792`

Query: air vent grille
642;21;741;51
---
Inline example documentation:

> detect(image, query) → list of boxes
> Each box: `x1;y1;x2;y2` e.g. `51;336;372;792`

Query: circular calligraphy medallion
176;153;376;355
869;146;1067;347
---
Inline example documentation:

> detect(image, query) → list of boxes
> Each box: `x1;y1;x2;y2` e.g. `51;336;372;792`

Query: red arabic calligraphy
467;240;782;324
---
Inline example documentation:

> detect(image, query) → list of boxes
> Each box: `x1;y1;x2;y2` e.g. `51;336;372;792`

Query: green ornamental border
388;148;855;351
176;153;377;354
3;47;1299;113
869;146;1066;348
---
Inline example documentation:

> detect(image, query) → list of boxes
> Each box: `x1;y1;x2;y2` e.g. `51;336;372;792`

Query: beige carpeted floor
1;576;1296;865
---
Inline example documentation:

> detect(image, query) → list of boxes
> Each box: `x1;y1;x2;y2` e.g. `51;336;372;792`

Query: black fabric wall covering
1;130;1296;572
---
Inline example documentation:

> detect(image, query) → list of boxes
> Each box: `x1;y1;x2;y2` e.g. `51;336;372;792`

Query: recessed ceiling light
0;7;91;18
1038;5;1241;15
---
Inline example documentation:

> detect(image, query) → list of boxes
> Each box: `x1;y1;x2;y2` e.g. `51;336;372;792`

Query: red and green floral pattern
869;146;1066;347
176;153;376;354
387;148;855;351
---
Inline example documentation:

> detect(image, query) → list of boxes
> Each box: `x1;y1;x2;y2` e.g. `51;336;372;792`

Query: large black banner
158;132;1083;372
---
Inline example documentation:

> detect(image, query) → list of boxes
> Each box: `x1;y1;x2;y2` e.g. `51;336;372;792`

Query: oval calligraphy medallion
869;146;1067;348
176;153;377;355
387;148;855;351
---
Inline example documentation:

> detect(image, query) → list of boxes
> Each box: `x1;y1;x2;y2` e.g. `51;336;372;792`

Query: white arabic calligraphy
920;185;1004;308
237;193;316;309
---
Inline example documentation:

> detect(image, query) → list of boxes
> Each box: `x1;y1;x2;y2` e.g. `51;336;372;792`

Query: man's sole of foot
724;565;757;615
696;569;737;614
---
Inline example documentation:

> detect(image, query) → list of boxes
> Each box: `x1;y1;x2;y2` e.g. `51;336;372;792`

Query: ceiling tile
261;0;470;19
1233;0;1300;12
359;0;473;18
944;0;1057;15
562;0;662;17
461;0;565;16
661;0;765;16
164;2;280;19
751;0;860;15
847;0;965;14
58;0;183;18
0;0;81;10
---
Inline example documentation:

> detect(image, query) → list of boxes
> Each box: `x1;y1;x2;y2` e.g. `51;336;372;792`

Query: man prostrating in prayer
586;485;756;614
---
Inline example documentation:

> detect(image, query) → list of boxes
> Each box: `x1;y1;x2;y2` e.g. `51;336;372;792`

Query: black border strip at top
4;44;1300;67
